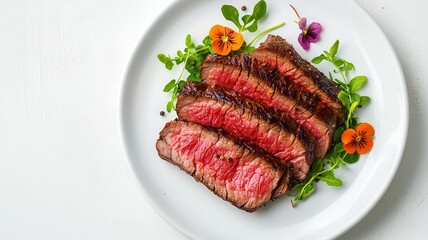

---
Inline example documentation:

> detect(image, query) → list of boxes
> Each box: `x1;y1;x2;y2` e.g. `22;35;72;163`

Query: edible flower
209;24;244;56
341;122;375;154
290;5;322;51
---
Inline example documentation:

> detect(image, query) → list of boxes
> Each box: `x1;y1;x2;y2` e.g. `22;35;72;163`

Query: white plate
120;0;408;239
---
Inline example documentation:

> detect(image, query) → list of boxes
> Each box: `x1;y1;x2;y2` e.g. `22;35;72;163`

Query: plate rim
331;0;409;238
118;0;409;239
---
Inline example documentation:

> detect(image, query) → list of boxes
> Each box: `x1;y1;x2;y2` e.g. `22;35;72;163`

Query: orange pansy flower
341;122;375;154
209;24;244;56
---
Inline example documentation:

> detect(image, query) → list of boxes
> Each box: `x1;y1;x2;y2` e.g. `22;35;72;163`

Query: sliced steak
156;120;292;212
201;54;337;157
251;35;344;121
176;82;316;181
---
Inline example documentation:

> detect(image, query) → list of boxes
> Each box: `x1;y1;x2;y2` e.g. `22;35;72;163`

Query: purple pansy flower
298;17;322;50
290;5;323;51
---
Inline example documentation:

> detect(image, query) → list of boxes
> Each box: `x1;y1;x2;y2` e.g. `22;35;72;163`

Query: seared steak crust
201;54;337;156
156;35;346;210
176;82;316;181
156;120;291;212
251;35;344;121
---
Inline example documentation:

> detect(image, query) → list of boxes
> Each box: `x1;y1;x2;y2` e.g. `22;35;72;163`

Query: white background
0;0;426;239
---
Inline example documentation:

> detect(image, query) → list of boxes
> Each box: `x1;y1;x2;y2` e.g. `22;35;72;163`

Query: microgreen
221;0;285;53
158;35;213;112
289;40;370;205
222;0;266;33
311;40;370;129
158;0;284;112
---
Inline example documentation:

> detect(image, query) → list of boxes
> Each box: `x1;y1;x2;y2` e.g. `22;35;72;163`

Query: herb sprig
158;35;213;112
158;0;285;112
289;40;369;205
312;40;371;128
222;1;285;53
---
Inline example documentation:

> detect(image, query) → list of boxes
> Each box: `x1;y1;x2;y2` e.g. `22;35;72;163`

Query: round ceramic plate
120;0;408;239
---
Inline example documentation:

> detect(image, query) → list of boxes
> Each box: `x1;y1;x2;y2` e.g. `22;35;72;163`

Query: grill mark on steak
251;35;344;121
156;120;291;212
176;82;316;181
200;54;337;157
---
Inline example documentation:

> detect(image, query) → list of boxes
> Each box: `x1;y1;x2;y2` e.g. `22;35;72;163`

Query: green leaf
202;35;212;46
311;54;326;64
301;183;315;200
318;171;342;186
349;76;367;92
187;77;201;82
166;101;174;112
334;127;345;143
176;50;184;57
311;158;324;174
157;54;169;64
221;5;242;29
185;34;192;47
333;59;344;68
338;91;349;108
172;86;179;99
343;153;360;164
165;61;174;70
360;96;371;106
177;80;186;89
334;143;344;153
241;14;254;24
288;183;305;197
246;45;256;54
252;0;267;21
329;155;340;168
329;40;339;57
349;101;359;114
350;116;358;128
329;72;334;81
246;20;258;32
351;93;361;104
174;57;184;65
323;51;331;58
157;54;174;70
344;61;355;71
163;79;176;92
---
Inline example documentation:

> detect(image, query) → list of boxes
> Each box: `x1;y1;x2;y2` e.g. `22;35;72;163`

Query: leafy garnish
157;35;213;112
289;40;372;205
158;0;285;112
221;0;284;53
311;40;371;129
222;0;266;33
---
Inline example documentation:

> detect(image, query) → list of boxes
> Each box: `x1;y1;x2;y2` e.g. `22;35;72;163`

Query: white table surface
1;0;427;239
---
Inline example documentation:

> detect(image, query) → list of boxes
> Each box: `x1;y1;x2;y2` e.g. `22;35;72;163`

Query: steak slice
176;82;316;181
156;120;292;212
251;35;344;121
201;54;337;157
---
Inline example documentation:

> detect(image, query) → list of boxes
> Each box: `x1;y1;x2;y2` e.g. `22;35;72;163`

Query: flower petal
212;39;232;56
343;142;357;154
225;28;244;51
298;33;310;50
356;122;375;137
298;17;307;30
356;136;373;154
341;128;356;145
308;22;322;35
306;22;322;43
209;24;224;40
